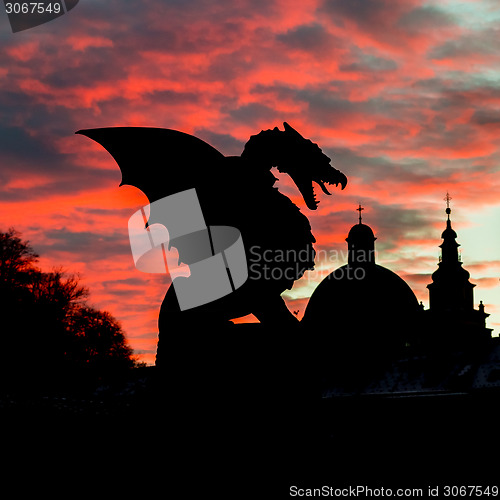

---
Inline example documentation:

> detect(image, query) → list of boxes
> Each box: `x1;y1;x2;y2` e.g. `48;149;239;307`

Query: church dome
346;223;376;243
302;212;420;353
304;264;419;329
302;264;419;346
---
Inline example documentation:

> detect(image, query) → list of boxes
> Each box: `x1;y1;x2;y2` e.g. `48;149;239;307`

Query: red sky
1;0;500;364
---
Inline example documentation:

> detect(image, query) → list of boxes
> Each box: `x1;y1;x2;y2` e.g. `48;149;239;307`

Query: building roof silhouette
303;197;499;398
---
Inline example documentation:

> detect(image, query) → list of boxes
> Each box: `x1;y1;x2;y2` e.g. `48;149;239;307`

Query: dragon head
242;122;347;210
278;122;347;210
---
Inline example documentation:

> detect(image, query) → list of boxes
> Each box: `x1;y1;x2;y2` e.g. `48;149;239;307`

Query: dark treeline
0;227;139;395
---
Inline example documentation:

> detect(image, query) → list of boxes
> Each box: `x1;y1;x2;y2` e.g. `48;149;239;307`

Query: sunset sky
1;0;499;365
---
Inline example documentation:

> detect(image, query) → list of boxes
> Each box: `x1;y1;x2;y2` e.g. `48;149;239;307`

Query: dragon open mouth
298;171;347;210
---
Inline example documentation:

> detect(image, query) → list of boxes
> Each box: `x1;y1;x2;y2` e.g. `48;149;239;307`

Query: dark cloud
339;52;398;73
71;0;277;45
99;277;152;298
325;148;435;183
318;0;461;56
428;28;500;60
0;118;120;199
0;87;72;131
143;0;277;25
250;84;419;127
0;124;119;201
0;164;118;202
37;228;129;261
276;23;338;52
373;204;435;242
203;50;257;82
0;125;60;168
397;5;457;32
413;119;486;155
294;88;411;125
472;110;500;125
42;46;129;89
141;89;201;106
320;0;397;28
228;102;279;125
102;277;148;289
410;77;500;128
413;75;499;94
75;206;139;218
193;129;245;156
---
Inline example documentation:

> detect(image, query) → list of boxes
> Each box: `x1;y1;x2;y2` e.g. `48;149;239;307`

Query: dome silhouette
302;212;420;356
303;263;419;349
346;222;376;243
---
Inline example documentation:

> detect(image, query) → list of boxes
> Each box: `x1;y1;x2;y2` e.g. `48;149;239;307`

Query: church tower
427;193;475;312
425;194;491;345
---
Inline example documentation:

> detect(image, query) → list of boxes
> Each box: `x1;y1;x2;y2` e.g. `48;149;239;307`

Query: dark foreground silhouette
65;125;500;496
4;334;500;498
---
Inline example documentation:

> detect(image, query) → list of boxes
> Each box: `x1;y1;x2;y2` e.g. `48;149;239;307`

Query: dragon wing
76;127;225;206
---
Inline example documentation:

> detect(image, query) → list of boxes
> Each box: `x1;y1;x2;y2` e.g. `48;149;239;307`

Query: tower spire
440;192;459;264
426;194;492;343
444;192;452;221
428;195;474;312
357;204;364;224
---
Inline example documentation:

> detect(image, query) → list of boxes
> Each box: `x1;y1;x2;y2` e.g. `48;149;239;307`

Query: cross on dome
444;192;452;219
357;204;364;224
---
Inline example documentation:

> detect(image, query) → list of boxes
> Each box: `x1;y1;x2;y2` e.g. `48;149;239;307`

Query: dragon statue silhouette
77;122;347;365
